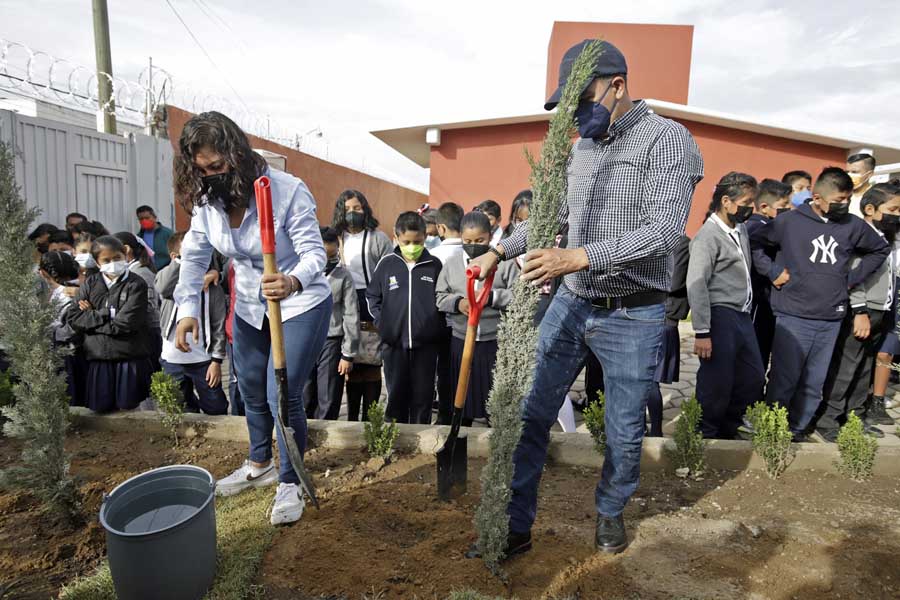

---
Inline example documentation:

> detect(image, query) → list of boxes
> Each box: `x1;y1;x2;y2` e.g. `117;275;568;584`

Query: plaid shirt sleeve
583;124;704;274
500;199;569;260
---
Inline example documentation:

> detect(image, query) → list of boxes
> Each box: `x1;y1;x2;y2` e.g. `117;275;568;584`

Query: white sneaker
215;460;277;497
270;483;305;525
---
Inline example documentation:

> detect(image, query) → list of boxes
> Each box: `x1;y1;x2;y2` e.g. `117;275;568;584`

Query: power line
194;0;249;53
162;0;250;113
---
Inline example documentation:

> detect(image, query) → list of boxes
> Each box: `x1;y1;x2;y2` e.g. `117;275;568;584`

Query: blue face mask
574;81;619;140
791;189;812;206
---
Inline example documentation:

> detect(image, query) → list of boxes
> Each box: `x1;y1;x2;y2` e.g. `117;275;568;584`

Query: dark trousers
303;336;344;420
161;359;228;415
383;343;439;424
766;314;842;434
696;307;765;439
347;371;381;422
226;342;244;416
752;297;776;372
584;350;605;404
819;309;888;432
435;332;453;425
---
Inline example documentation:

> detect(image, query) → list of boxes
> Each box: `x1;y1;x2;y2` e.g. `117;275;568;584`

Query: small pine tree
0;141;79;521
364;400;398;458
150;371;184;447
745;402;793;479
0;370;14;412
672;394;706;475
583;391;606;455
474;39;604;577
836;412;878;482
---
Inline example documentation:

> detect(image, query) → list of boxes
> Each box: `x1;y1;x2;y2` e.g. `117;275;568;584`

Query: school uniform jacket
68;271;151;361
365;248;445;349
750;202;890;321
435;254;518;342
156;260;227;361
325;263;360;361
848;224;894;313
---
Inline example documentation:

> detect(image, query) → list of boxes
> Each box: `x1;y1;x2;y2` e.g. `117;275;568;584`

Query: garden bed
2;428;899;599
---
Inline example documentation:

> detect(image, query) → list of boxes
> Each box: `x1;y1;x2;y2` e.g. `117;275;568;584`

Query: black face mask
877;213;900;235
825;202;850;221
776;207;791;216
201;172;234;202
728;205;754;225
346;211;366;231
463;243;490;260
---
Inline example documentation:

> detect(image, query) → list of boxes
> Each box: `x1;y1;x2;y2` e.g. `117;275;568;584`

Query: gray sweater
435;255;518;342
687;217;752;336
156;261;227;361
849;228;893;312
129;262;161;331
326;264;360;360
340;228;394;289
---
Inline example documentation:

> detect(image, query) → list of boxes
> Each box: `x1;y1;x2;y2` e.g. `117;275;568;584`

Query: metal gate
0;109;174;234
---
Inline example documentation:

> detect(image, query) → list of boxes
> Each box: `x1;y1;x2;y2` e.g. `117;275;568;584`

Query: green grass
59;487;275;600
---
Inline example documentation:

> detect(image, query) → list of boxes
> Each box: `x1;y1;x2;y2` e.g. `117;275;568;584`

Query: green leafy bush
672;394;706;475
836;412;878;482
583;391;606;455
0;370;14;411
745;402;793;479
150;371;184;447
364;400;398;458
0;141;78;521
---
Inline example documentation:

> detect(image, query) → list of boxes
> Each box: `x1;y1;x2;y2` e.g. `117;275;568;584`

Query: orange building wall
428;119;847;237
545;22;693;105
166;106;427;233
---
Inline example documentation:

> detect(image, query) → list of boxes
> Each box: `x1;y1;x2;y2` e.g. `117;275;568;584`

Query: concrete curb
69;408;900;476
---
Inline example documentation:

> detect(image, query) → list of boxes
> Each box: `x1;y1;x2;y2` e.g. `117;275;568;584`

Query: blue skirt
449;336;498;421
85;359;153;413
654;324;681;384
64;350;89;407
880;301;900;354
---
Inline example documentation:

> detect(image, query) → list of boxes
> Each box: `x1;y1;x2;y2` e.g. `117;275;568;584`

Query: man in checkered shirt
471;40;704;557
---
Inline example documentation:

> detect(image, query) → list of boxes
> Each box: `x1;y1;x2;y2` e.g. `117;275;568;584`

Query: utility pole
92;0;117;134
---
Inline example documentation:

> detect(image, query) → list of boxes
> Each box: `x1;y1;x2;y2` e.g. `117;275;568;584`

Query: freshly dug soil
2;429;900;599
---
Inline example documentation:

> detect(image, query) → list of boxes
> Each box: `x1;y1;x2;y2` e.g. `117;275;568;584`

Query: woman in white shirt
173;112;332;525
330;190;392;421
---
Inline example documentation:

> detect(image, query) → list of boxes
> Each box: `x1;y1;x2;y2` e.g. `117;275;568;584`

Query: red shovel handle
255;176;275;254
465;265;495;326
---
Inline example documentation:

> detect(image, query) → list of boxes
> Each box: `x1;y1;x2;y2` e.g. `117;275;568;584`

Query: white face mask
99;260;127;279
425;235;441;250
75;253;97;269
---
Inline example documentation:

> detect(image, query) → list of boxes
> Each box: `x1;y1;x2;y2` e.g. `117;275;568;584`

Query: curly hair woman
173;111;332;524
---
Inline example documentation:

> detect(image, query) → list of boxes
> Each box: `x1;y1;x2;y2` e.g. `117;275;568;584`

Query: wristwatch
489;246;504;261
851;306;868;316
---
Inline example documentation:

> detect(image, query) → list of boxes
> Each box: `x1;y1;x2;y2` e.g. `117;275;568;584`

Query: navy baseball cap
544;40;628;111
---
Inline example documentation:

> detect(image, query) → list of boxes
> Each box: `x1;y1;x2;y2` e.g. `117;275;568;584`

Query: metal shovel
255;176;319;509
436;264;495;501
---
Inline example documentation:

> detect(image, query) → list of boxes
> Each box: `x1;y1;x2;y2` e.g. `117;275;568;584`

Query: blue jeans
226;342;244;416
232;297;332;484
160;359;228;415
507;287;664;532
766;314;841;434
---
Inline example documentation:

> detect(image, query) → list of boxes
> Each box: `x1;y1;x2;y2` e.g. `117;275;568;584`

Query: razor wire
0;39;294;141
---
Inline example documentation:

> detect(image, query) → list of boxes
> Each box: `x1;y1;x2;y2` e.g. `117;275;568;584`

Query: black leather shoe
791;432;809;444
867;398;894;426
816;428;839;444
595;514;628;554
864;423;885;438
465;530;532;560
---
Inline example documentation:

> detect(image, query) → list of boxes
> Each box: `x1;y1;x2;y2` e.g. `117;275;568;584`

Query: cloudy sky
2;0;898;192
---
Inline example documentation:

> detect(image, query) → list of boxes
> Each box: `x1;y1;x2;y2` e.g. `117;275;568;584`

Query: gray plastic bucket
100;465;217;600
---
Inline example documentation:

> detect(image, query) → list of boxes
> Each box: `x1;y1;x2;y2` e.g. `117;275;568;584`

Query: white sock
249;461;272;476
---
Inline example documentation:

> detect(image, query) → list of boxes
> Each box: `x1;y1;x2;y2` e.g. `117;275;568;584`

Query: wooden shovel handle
255;176;287;371
453;325;477;411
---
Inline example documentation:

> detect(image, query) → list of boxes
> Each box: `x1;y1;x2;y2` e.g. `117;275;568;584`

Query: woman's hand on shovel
262;273;300;301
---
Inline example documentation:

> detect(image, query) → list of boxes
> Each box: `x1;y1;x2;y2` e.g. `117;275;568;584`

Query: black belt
589;290;667;310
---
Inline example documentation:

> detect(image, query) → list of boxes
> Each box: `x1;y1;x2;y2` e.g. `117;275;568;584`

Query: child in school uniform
647;234;690;437
39;251;86;407
817;183;900;441
157;232;229;415
304;227;359;420
366;211;444;424
69;235;153;413
688;172;766;439
746;179;793;370
114;231;162;369
751;167;890;441
436;211;518;425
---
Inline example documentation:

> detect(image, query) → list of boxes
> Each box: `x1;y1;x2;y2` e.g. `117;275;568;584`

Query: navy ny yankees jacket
750;202;889;321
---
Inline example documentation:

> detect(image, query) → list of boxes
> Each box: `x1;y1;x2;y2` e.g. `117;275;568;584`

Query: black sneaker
595;514;628;554
867;397;895;426
864;423;885;438
815;428;840;443
791;432;809;443
465;530;532;560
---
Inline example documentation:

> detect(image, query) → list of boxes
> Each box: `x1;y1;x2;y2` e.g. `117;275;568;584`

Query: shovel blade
436;433;468;501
